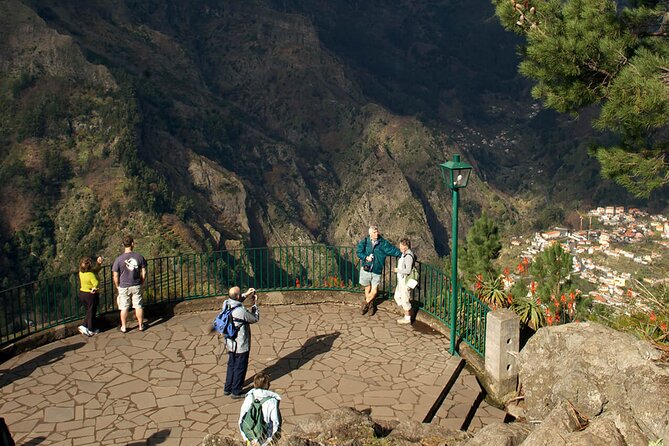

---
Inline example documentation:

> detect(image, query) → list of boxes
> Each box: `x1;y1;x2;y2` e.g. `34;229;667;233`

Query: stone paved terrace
0;300;504;445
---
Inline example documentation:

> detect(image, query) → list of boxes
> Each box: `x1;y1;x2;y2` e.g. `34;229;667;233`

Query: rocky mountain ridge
0;0;647;286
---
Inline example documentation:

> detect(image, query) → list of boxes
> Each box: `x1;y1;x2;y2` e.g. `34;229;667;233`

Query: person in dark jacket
356;225;401;316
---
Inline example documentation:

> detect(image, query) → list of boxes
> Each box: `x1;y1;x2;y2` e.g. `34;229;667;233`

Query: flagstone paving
0;302;504;445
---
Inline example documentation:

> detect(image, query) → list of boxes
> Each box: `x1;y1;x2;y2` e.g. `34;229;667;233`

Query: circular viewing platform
0;295;504;445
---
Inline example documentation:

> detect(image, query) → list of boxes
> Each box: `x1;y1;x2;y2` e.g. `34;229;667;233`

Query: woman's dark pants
78;291;99;330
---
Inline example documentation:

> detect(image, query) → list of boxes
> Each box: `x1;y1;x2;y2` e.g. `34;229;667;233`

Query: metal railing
0;246;489;354
378;255;490;355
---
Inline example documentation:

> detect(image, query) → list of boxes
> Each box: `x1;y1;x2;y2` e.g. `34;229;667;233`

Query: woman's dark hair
79;257;93;273
400;238;411;249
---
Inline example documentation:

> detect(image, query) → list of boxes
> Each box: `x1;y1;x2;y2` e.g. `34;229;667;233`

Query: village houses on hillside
510;206;669;313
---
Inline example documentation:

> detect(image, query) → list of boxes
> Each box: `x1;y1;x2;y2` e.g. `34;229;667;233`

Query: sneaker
361;301;371;315
78;325;90;336
397;317;411;325
223;391;231;396
91;329;100;335
230;393;245;400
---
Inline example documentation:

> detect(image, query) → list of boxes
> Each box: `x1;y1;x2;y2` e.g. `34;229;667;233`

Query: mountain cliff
0;0;645;286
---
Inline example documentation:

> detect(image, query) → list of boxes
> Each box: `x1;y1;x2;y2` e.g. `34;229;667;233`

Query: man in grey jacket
223;286;260;399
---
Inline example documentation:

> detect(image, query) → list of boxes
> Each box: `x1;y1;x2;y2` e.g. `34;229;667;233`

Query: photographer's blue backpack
213;304;242;339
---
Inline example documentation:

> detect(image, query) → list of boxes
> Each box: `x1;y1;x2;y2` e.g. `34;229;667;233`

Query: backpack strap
227;303;249;325
256;395;274;404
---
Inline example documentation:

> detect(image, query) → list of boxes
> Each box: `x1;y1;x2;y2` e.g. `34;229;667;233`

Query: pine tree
529;243;573;304
491;0;669;197
460;213;502;287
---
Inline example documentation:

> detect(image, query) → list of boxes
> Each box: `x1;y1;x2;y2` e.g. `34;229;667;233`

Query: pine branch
635;31;669;36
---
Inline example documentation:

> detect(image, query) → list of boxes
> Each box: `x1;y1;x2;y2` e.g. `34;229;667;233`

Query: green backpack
408;266;419;282
240;396;273;443
405;254;420;289
407;253;419;283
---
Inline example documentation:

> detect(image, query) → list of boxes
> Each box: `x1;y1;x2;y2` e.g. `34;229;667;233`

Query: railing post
485;309;520;399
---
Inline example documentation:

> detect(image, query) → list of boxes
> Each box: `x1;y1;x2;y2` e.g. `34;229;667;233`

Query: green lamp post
440;154;473;355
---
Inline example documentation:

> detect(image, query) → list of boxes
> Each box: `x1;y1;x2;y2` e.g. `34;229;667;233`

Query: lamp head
440;154;472;190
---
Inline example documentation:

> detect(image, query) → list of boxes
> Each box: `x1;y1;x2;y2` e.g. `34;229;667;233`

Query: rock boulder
518;322;668;443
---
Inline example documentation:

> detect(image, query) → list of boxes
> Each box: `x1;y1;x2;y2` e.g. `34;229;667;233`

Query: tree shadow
245;332;340;386
0;342;85;389
126;428;171;445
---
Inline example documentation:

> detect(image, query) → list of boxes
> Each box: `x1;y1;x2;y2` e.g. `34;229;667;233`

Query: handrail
0;246;489;354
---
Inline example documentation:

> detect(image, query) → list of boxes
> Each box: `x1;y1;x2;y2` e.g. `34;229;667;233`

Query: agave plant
512;295;546;330
478;274;507;309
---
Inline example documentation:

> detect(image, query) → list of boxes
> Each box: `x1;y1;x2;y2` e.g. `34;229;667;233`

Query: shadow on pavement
20;436;46;445
246;332;340;385
126;428;171;445
0;342;85;389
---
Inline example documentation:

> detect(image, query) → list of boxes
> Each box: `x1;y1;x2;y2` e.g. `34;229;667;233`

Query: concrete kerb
0;289;462;354
0;289;503;411
0;290;368;362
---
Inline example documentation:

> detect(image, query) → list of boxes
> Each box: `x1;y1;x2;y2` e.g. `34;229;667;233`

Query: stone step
431;363;507;433
420;357;467;423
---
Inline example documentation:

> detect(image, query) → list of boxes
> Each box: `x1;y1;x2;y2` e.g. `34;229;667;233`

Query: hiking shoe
397;317;411;325
361;301;371;315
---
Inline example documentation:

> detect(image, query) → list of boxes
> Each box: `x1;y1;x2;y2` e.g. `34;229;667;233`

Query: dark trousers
78;291;99;330
224;351;249;395
0;417;15;446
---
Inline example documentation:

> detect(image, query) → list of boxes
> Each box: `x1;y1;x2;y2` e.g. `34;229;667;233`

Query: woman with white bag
394;238;417;325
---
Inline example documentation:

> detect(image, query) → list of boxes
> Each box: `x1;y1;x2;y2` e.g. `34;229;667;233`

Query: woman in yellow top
78;256;104;337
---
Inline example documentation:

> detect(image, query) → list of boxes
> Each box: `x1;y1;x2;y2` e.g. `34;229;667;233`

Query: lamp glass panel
453;168;471;188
